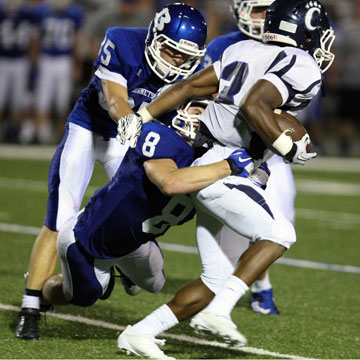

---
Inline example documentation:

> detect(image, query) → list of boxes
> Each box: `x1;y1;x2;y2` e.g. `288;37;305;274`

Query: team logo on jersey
305;1;322;31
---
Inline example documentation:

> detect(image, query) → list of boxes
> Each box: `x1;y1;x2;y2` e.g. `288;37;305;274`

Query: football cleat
250;289;279;315
117;325;175;359
190;312;247;348
15;308;41;340
115;266;142;296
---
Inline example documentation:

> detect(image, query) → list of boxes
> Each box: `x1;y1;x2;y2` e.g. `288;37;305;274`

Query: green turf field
0;152;359;359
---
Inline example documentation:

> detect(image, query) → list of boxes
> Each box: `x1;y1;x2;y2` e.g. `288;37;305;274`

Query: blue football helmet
145;3;207;83
232;0;275;40
263;0;335;72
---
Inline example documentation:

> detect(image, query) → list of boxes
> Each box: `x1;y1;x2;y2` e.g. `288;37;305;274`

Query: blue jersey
0;5;36;57
74;122;196;259
203;30;247;67
68;27;203;139
33;3;83;56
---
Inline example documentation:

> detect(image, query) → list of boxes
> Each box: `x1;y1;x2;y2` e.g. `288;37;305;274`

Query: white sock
204;276;249;318
251;272;272;293
130;304;179;337
21;294;40;309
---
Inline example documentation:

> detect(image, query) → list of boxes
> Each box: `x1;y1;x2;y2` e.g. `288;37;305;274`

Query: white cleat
190;312;248;348
117;325;175;359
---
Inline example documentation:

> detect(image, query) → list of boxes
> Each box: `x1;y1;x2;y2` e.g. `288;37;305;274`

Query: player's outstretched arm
144;148;254;195
144;157;230;195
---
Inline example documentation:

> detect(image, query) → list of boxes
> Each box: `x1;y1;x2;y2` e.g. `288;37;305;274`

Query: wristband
271;132;293;156
283;143;297;163
137;107;153;123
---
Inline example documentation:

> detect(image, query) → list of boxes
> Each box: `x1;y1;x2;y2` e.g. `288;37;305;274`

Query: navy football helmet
263;0;335;72
233;0;275;40
145;3;207;83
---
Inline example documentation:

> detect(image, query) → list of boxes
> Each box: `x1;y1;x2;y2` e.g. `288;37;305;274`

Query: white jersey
199;39;322;148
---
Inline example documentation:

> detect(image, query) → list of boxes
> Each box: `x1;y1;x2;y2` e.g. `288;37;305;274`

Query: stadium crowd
0;0;359;156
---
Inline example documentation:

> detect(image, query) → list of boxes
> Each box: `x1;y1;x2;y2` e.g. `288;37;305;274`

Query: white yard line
0;303;314;360
0;222;359;275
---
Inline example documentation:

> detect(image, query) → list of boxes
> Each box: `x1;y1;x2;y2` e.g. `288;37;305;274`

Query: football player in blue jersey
117;0;335;352
15;3;208;341
39;100;255;360
0;0;36;142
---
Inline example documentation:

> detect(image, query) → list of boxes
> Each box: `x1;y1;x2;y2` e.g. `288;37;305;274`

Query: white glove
284;134;317;165
116;113;143;148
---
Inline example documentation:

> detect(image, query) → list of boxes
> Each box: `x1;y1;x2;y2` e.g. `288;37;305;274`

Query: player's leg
42;215;114;306
34;56;54;143
189;177;296;347
96;135;129;180
116;241;166;294
16;123;96;340
250;155;296;315
117;213;242;358
248;155;295;314
117;241;179;359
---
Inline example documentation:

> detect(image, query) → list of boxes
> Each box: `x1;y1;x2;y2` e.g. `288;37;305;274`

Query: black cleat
15;308;41;340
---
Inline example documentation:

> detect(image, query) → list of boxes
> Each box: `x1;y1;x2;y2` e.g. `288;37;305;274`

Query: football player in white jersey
15;3;208;341
204;0;283;316
116;0;335;354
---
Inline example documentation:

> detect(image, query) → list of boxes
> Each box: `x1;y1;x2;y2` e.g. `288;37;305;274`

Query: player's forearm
161;160;231;195
102;79;133;122
107;96;133;122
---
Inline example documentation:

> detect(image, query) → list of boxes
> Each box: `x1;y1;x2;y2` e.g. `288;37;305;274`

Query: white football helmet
172;98;210;141
233;0;275;40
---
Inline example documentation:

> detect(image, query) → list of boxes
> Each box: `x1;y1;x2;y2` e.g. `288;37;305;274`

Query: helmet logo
305;7;321;31
155;8;171;31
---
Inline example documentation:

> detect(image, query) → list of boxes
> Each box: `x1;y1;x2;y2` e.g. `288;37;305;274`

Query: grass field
0;147;359;359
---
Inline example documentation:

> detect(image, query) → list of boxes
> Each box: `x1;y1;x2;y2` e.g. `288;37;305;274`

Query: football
269;109;311;156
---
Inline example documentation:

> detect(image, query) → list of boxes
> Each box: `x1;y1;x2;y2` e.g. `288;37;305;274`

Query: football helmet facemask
232;0;275;40
263;0;335;73
145;3;207;83
172;98;210;142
